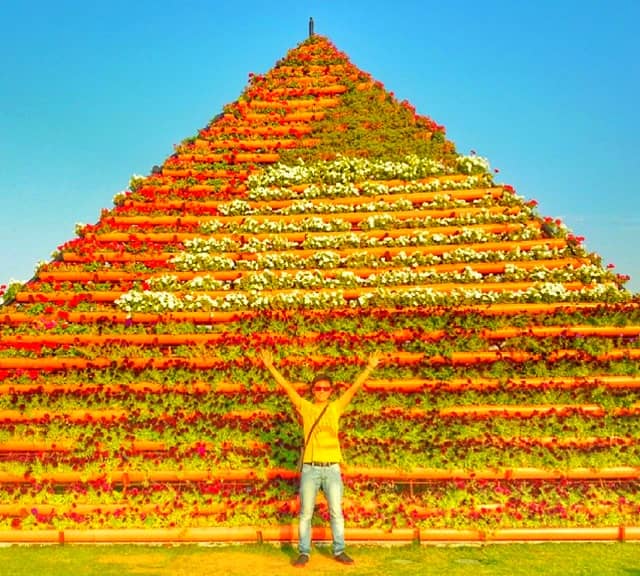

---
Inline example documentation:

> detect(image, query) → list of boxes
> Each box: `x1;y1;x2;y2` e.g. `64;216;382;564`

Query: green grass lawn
0;542;639;576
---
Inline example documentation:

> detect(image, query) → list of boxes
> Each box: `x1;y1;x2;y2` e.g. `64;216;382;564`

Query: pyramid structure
0;34;639;543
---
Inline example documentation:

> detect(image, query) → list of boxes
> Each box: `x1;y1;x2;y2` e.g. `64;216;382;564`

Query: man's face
312;379;332;402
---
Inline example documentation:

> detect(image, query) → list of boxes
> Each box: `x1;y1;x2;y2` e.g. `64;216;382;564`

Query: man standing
260;349;381;567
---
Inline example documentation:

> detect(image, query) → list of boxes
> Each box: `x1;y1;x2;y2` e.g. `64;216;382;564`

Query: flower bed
0;33;637;540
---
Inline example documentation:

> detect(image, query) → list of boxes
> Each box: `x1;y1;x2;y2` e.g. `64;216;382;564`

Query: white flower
456;154;491;175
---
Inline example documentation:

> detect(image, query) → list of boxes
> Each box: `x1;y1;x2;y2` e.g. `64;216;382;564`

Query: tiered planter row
0;301;623;326
34;257;585;286
3;323;639;346
55;238;570;266
3;374;639;395
1;526;638;544
15;281;599;306
105;204;522;224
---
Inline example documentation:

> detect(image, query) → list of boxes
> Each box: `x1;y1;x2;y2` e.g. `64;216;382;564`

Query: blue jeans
298;463;345;556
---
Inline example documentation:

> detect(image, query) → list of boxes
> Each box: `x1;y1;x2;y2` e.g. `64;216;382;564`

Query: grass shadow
278;542;298;563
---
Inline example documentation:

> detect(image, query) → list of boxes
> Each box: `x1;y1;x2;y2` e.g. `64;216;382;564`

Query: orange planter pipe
0;309;259;325
0;380;286;396
0;525;637;544
437;404;605;419
107;203;521;226
418;528;485;542
80;219;530;244
0;357;112;370
247;97;340;109
0;468;262;485
160;168;248;178
262;74;343;84
37;256;587;288
250;84;347;96
242;111;326;123
0;408;127;423
483;325;640;339
341;466;640;482
119;181;500;211
365;375;640;393
141;375;626;396
10;310;623;348
0;440;72;452
173;152;282;164
97;204;524;229
57;236;569;264
0;381;218;395
266;64;350;74
14;279;592;305
2;347;636;372
2;301;629;327
201;123;315;137
169;151;281;164
0;436;266;454
192;137;321;150
0;503;187;517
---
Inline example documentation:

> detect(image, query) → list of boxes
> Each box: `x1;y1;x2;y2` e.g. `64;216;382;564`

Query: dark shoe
292;553;310;567
334;552;354;564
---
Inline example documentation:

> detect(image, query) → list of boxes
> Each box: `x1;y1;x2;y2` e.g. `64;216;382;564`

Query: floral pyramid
0;34;639;543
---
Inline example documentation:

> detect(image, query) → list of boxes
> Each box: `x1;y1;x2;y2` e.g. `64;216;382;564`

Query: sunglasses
314;386;331;392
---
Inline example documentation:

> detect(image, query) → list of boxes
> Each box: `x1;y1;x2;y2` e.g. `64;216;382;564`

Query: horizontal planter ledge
2;466;638;485
0;302;633;326
34;257;585;286
0;526;638;544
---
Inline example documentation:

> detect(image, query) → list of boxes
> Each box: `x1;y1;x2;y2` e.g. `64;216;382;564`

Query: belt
305;462;338;467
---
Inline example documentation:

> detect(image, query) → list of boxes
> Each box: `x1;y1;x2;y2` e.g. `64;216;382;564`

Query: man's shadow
279;542;334;565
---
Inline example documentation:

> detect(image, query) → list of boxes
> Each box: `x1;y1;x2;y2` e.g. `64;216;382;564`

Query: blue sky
1;0;639;292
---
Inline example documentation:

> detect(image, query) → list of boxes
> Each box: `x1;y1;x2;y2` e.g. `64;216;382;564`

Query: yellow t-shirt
296;396;348;463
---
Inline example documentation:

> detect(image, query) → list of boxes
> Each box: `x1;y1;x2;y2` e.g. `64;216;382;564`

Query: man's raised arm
338;351;382;408
260;349;302;408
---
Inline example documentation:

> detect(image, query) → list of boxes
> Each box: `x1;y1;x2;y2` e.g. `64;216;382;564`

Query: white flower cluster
247;155;454;188
242;236;299;253
247;174;492;202
217;199;256;217
169;253;238;272
134;263;618;297
200;216;352;235
358;209;532;232
115;290;183;313
216;188;512;223
114;281;629;314
182;237;240;253
174;220;535;265
147;274;227;291
169;241;582;273
116;287;351;313
113;153;627;318
456;155;491;175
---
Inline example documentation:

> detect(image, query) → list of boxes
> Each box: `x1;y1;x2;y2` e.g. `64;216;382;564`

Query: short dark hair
311;373;333;387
